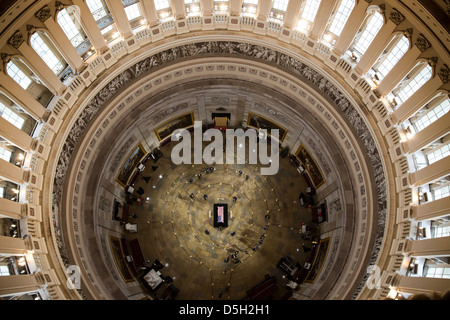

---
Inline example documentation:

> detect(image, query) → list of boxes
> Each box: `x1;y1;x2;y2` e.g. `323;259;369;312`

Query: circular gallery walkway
123;140;318;300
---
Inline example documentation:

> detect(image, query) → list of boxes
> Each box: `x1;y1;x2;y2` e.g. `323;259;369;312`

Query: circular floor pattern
124;141;318;299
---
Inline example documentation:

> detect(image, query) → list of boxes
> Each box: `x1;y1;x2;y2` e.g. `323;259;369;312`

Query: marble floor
124;140;317;300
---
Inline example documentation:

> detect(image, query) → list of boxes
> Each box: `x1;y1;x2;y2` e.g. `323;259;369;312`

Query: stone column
332;0;369;56
0;274;42;297
141;0;160;27
354;20;397;75
411;196;450;221
375;45;422;98
391;76;444;124
0;198;27;220
409;156;450;187
309;0;339;40
401;112;450;154
0;117;37;153
0;159;30;185
7;32;65;96
71;0;110;54
104;0;133;39
392;274;450;297
0;72;50;122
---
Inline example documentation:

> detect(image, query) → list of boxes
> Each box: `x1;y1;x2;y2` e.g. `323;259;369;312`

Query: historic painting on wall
305;238;330;283
154;112;194;141
247;112;287;142
296;144;325;188
109;236;134;282
116;143;146;187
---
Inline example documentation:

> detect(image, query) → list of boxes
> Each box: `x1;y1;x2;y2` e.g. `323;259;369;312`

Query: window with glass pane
154;0;170;10
0;265;10;276
124;3;142;21
426;143;450;165
301;0;321;22
328;0;354;36
6;61;31;90
352;12;383;56
0;146;12;162
396;65;432;105
272;0;289;11
413;98;450;133
433;185;450;200
30;32;65;75
374;35;409;80
244;0;258;4
0;187;4;198
0;101;25;129
57;8;85;47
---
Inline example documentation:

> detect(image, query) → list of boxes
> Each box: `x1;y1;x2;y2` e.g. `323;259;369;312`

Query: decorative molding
438;64;449;83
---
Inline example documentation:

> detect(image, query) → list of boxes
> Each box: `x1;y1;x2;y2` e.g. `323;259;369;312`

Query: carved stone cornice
389;8;405;25
8;30;24;49
35;5;52;22
415;33;431;52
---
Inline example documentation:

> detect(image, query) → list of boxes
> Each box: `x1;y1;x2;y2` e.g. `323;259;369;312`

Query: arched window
6;60;32;90
0;100;25;129
242;0;258;16
296;0;322;32
57;7;92;58
372;34;409;81
327;0;354;37
394;63;433;106
154;0;172;19
270;0;289;21
30;31;66;76
351;10;384;58
86;0;118;40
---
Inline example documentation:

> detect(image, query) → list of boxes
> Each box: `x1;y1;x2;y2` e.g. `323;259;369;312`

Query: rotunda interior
0;0;449;302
